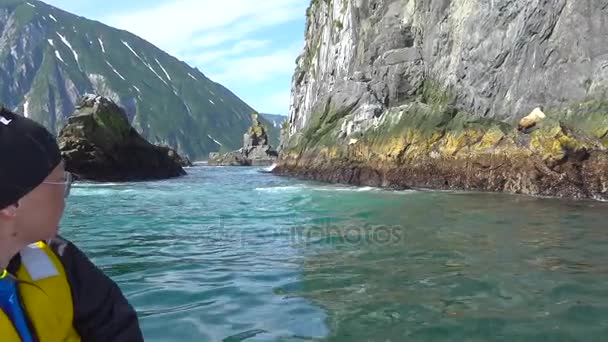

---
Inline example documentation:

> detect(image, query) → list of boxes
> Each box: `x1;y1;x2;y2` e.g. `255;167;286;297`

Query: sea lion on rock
518;107;546;132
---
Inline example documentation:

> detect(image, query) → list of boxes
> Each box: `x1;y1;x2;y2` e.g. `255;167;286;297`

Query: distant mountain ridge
0;0;278;159
260;113;287;130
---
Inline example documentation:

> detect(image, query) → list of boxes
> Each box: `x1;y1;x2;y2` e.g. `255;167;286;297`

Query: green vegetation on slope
0;0;273;160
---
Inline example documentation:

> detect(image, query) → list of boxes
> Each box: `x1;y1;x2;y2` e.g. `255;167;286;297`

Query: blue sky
44;0;308;115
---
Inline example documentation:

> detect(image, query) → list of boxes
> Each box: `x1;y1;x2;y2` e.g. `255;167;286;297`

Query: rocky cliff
0;0;279;160
59;94;188;181
209;112;279;166
276;0;608;200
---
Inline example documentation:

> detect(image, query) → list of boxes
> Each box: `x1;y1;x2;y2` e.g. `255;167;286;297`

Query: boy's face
11;161;67;243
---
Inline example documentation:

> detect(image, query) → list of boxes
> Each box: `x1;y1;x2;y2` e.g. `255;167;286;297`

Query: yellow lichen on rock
528;123;590;162
440;131;471;156
476;127;505;151
379;137;407;161
530;126;564;161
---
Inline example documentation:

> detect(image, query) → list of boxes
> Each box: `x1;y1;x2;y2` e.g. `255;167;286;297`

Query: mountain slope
260;113;287;129
0;0;275;160
260;113;287;146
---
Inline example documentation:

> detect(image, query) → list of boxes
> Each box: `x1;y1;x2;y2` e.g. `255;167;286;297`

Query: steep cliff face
278;0;608;199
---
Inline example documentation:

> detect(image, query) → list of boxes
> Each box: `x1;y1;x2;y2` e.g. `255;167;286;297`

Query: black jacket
8;236;144;342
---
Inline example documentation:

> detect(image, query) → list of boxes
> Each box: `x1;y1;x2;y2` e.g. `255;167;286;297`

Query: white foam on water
26;2;35;7
49;14;58;22
74;182;124;187
209;99;215;105
71;187;137;197
592;195;607;202
47;39;54;46
71;188;115;196
254;185;305;193
316;186;378;192
187;73;197;81
255;184;417;195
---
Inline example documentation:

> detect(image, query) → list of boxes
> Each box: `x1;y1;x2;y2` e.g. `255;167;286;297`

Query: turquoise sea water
62;166;608;341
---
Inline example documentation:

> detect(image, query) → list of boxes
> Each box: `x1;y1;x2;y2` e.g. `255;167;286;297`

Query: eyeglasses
43;172;73;198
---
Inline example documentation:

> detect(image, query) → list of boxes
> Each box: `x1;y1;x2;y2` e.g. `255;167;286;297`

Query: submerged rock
58;94;187;181
209;112;279;166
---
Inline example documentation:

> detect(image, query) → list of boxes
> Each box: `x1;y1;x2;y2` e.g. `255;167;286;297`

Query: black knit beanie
0;107;62;209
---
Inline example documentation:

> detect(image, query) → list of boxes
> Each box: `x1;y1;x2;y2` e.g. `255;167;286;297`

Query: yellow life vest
0;241;81;341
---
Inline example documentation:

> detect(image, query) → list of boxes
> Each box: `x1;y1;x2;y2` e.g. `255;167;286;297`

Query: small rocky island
209;112;278;166
58;94;190;182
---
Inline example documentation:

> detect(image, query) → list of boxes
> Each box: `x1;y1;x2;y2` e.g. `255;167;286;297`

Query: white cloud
45;0;307;115
260;90;292;114
209;44;300;84
187;39;271;65
233;40;271;52
105;0;305;55
202;42;301;114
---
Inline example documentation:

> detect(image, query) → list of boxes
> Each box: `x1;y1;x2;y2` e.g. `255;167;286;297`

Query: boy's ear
0;202;20;219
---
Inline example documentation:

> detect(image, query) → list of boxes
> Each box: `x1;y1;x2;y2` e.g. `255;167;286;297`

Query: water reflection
287;192;608;341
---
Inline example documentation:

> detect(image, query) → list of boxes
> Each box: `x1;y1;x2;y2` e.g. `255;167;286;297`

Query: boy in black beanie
0;107;143;341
